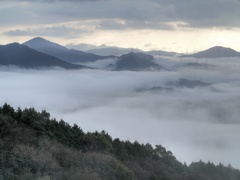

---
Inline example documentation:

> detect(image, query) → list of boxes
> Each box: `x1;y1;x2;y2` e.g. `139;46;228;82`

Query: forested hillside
0;104;239;180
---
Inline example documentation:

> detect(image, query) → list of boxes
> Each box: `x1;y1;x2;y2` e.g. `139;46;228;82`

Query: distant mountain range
109;52;160;71
87;47;141;56
1;37;240;70
66;43;109;51
66;43;178;57
146;50;178;57
23;37;111;63
0;43;84;69
24;37;240;61
181;46;240;58
168;78;212;88
137;78;212;93
66;43;141;56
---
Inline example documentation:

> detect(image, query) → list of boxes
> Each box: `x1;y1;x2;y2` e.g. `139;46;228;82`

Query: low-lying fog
1;56;240;169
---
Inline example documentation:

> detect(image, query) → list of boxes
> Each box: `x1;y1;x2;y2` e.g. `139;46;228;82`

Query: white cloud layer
0;57;240;169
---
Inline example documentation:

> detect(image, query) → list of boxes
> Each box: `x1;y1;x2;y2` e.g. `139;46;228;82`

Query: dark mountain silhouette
23;37;108;63
137;79;211;93
168;78;212;88
110;52;160;71
181;46;240;58
136;86;173;93
0;43;84;69
145;50;178;57
182;63;215;70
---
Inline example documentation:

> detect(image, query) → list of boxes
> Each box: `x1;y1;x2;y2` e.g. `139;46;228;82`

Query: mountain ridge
181;46;240;58
66;43;178;56
0;43;85;69
110;52;161;71
23;37;107;63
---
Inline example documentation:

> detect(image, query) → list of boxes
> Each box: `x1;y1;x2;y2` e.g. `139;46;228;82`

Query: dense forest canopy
0;103;240;180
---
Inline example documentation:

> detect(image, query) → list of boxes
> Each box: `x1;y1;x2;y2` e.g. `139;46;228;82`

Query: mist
1;57;240;169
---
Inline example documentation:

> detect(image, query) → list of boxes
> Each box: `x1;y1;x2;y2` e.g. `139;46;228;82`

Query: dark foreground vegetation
0;104;240;180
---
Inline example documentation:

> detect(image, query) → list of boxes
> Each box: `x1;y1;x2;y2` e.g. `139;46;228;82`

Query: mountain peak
99;44;108;48
25;37;52;44
122;52;153;60
182;46;240;58
30;37;47;41
111;52;160;71
209;46;233;50
23;37;67;50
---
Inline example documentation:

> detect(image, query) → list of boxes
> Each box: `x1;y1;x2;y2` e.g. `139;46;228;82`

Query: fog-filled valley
1;56;240;169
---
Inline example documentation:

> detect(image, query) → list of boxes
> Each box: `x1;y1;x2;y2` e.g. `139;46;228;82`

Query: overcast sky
1;0;240;52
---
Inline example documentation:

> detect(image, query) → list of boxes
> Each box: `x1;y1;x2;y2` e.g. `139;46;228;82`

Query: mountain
137;79;211;93
0;43;84;69
65;43;108;51
66;43;142;56
86;47;142;56
23;37;66;50
181;46;240;58
67;42;178;57
182;63;215;70
168;78;212;88
146;50;178;57
23;37;106;63
87;48;178;57
136;86;173;93
110;52;160;71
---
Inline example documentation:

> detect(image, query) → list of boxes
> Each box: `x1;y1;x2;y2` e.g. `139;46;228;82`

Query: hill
66;43;142;56
146;50;178;57
110;52;160;71
0;104;240;179
0;43;84;69
23;37;107;63
168;78;212;88
87;47;142;56
181;46;240;58
67;43;178;57
66;43;108;51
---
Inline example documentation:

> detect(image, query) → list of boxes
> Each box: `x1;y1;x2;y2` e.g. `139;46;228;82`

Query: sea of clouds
1;56;240;168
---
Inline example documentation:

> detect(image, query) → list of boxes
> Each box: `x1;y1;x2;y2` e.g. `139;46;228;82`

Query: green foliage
84;131;113;152
0;103;240;180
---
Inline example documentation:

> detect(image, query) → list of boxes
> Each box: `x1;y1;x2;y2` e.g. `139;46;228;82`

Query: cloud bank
0;57;240;169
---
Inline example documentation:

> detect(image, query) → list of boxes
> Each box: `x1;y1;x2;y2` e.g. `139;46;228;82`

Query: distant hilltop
181;46;240;58
109;52;161;71
65;42;178;56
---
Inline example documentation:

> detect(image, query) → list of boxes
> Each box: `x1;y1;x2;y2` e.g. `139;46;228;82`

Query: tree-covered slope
0;104;239;180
